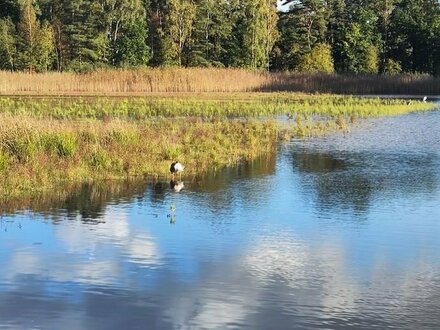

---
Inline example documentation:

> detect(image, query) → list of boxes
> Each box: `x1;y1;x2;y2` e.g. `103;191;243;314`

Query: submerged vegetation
0;92;436;198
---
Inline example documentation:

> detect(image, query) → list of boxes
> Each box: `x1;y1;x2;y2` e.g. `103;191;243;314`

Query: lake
1;108;440;329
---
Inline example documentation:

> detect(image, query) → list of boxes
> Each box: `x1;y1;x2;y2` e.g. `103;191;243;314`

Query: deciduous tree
0;17;17;70
297;42;334;73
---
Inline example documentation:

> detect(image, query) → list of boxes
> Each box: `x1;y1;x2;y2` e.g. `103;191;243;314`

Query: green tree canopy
0;0;438;74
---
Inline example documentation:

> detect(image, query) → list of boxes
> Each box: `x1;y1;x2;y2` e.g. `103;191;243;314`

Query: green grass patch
0;93;435;120
41;132;77;157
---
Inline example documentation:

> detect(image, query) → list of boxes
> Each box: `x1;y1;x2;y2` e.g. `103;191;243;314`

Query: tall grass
1;69;439;95
0;115;280;198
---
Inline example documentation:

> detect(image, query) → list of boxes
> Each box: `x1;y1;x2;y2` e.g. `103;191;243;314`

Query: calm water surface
1;109;440;329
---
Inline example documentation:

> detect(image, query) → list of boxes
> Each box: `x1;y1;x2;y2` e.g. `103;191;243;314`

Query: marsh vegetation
0;92;435;198
0;114;277;197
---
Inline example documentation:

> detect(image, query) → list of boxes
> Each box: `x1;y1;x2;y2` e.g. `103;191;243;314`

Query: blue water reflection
1;109;440;329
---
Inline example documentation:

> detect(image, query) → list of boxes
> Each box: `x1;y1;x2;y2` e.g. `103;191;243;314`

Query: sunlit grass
0;93;434;120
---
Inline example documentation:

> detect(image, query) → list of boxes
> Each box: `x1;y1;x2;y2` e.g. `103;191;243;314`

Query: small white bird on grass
170;161;184;179
423;96;427;102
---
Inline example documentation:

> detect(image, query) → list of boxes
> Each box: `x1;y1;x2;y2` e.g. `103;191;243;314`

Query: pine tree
114;20;150;67
60;0;108;71
0;0;20;22
341;22;379;73
148;0;182;66
389;0;440;74
186;0;231;67
272;0;326;70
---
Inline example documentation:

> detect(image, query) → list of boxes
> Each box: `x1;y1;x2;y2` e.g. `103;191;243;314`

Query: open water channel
1;106;440;329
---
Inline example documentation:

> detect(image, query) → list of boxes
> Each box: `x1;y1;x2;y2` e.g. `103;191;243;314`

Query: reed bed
0;68;269;94
1;69;439;95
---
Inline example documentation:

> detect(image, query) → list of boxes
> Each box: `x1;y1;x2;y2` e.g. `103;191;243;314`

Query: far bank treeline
0;0;439;75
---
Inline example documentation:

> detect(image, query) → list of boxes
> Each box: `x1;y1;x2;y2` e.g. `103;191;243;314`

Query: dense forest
0;0;439;75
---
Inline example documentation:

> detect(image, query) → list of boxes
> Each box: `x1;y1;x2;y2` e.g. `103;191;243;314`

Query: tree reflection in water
291;147;439;216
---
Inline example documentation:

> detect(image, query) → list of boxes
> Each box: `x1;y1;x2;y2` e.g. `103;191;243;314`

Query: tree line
0;0;439;75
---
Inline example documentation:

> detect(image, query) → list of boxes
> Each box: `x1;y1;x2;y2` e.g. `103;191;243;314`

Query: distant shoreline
1;92;440;101
357;95;440;101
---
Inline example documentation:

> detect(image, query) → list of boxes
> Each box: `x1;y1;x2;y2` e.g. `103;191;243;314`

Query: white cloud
125;233;161;267
55;208;130;253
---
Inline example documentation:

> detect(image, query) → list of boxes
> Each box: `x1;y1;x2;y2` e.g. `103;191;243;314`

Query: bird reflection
170;180;184;192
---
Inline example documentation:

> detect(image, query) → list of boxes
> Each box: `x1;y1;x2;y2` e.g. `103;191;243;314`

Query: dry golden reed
0;68;270;95
1;68;439;95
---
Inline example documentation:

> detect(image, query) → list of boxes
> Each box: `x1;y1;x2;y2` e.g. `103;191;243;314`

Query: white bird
423;96;427;102
170;161;184;179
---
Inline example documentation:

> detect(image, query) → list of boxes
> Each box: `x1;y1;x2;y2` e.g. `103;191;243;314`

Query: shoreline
1;90;440;99
356;95;440;101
